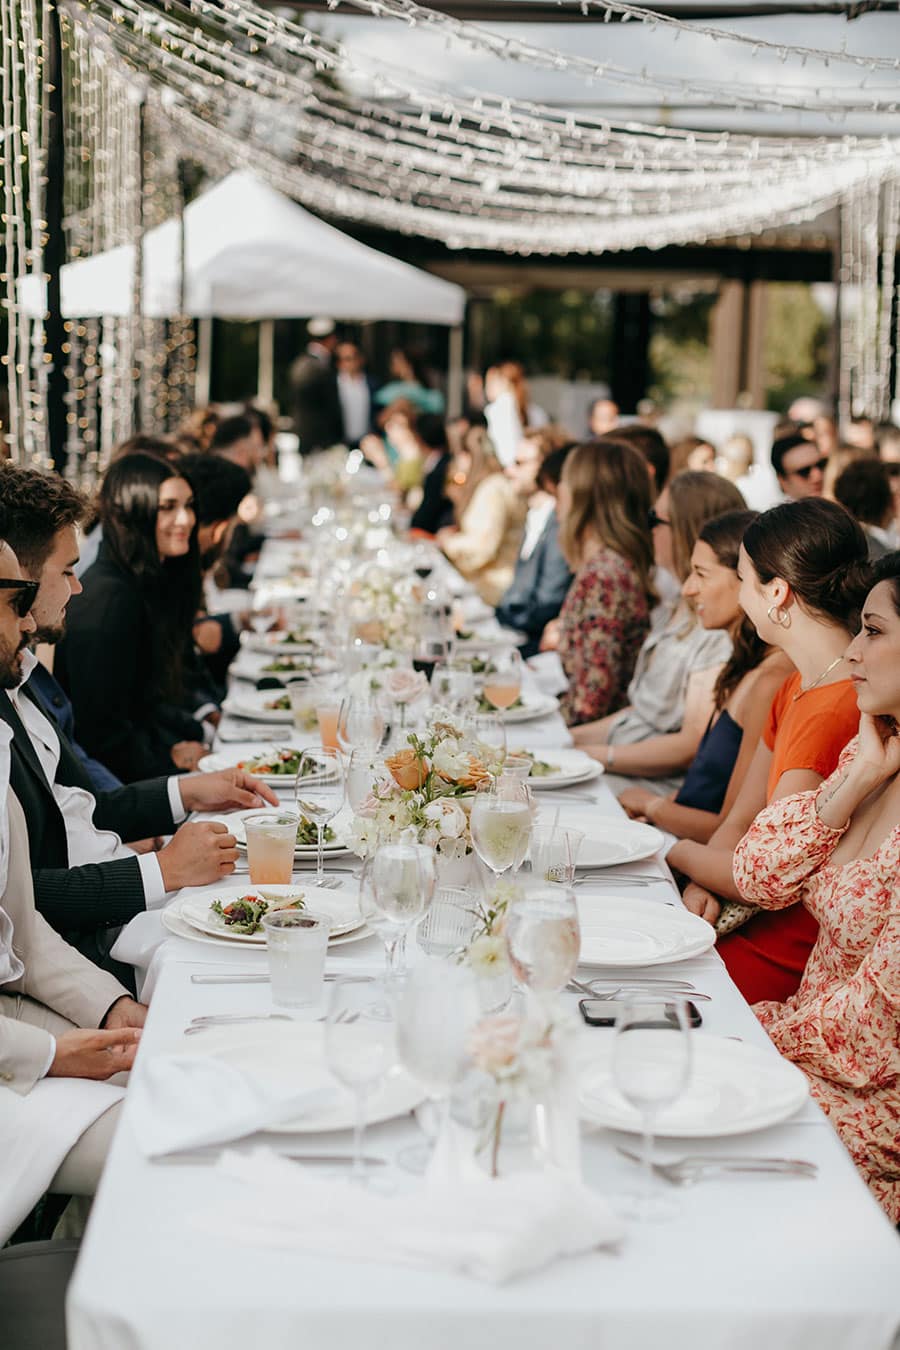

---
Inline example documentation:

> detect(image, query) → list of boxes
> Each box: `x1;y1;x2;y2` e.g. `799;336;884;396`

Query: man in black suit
495;431;573;657
288;318;345;454
0;465;278;975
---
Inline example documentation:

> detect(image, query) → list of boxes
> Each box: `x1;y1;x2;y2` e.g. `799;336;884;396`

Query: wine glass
469;778;532;884
345;748;378;813
337;697;385;756
365;842;437;989
431;659;476;717
505;886;581;996
413;603;453;682
612;997;693;1222
395;961;481;1174
464;712;507;777
481;648;523;712
325;978;396;1187
294;747;345;886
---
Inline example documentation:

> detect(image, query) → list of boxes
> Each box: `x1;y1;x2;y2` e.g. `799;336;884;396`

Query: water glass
294;748;345;884
325;978;396;1186
469;779;531;881
499;754;532;785
612;998;693;1222
531;826;585;884
262;909;330;1007
464;713;507;777
345;748;378;813
287;679;318;735
416;886;479;958
366;842;437;987
505;886;581;994
337;697;385;755
244;810;299;885
431;659;476;716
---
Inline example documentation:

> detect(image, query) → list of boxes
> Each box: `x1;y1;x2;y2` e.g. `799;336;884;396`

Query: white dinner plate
242;631;317;655
160;904;373;950
176;882;364;946
222;689;293;723
493;693;559;724
512;748;604;790
179;1021;424;1134
199;750;311;787
555;814;664;868
228;813;352;859
229;650;318;684
576;896;716;967
577;1034;809;1138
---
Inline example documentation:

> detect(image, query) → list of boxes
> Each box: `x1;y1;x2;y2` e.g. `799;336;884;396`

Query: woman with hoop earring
668;499;872;1004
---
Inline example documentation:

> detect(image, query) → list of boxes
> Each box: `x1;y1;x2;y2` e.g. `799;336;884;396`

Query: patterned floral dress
733;738;900;1221
557;549;650;727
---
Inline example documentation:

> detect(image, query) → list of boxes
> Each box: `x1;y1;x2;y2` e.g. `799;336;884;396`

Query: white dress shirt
337;374;371;446
519;499;555;562
9;653;186;907
0;722;24;986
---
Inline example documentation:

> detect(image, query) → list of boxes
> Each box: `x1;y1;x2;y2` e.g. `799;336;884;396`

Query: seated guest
587;397;619;438
833;458;896;560
335;340;377;448
483;361;548;468
772;430;828;502
0;739;145;1243
571;472;744;795
552;440;654;727
669;499;869;1004
409;413;454;535
0;493;276;971
75;433;180;579
436;426;526;606
209;413;265;475
603;423;670;494
57;453;212;779
619;510;792;841
670;435;717;476
732;553;900;1222
495;428;573;657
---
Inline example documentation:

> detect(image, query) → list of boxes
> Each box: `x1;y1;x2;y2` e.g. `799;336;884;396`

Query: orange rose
436;755;490;790
385;748;430;790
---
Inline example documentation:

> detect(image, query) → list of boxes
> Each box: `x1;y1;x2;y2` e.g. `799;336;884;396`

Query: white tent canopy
19;170;466;325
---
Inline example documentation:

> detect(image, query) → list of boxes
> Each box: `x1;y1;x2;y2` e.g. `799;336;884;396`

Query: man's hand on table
101;996;148;1030
179;767;278;813
48;1027;142;1080
682;881;722;925
158;820;238;891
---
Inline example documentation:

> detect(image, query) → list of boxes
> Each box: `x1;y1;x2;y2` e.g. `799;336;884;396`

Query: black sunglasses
0;577;39;618
787;457;829;480
648;508;671;529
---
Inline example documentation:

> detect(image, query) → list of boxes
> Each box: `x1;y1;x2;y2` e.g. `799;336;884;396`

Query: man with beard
0;464;278;977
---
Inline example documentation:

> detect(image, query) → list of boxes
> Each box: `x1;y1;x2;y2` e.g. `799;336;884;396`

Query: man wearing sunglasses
771;431;828;502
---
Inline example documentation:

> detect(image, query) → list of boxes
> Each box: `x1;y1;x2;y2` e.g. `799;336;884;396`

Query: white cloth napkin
130;1055;336;1158
197;1150;623;1283
526;651;569;697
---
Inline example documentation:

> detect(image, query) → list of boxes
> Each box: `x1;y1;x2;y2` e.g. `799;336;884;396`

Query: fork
616;1145;818;1185
183;1014;294;1035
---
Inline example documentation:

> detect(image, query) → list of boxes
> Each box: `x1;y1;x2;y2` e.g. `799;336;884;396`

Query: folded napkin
197;1151;623;1283
130;1055;336;1158
526;651;569;697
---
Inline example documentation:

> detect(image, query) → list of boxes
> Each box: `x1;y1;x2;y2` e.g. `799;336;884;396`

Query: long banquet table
68;530;900;1350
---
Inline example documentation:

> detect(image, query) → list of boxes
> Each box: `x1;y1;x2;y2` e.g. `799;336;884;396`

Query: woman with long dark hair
57;453;207;782
619;510;792;840
668;498;870;1004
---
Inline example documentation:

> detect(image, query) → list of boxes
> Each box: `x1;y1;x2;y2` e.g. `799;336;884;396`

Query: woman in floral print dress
732;553;900;1221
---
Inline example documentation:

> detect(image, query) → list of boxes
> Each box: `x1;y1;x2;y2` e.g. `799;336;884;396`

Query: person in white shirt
335;341;375;448
483;361;548;468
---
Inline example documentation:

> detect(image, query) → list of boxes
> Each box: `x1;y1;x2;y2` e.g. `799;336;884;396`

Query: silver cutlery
571;975;696;992
189;972;374;986
155;1149;388;1167
578;986;711;1003
616;1146;818;1185
184;1014;293;1034
577;871;666;883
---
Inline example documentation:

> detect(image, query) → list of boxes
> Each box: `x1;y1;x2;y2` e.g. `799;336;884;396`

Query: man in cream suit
0;543;143;1237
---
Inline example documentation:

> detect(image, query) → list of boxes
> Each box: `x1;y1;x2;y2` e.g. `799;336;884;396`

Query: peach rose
385;748;430;790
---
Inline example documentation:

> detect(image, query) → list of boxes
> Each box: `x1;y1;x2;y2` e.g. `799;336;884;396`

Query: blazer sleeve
442;478;510;572
33;856;147;935
92;776;175;842
523;525;572;635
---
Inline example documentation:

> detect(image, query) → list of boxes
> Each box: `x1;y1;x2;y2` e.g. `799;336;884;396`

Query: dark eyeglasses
648;509;671;529
787;457;829;480
883;461;900;478
0;577;39;618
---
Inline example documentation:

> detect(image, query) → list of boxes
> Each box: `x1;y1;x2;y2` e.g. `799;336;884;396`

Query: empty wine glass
505;886;581;996
294;747;345;886
325;978;396;1187
469;778;532;884
365;842;437;988
430;659;476;717
481;647;523;712
464;712;507;777
337;697;385;756
395;961;481;1173
612;997;693;1222
345;748;379;813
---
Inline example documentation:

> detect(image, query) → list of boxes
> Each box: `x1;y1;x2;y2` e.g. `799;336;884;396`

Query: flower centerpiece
347;712;489;862
345;563;420;651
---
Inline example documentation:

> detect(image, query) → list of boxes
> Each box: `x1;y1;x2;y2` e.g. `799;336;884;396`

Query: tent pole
258;319;275;406
447;323;464;418
195;317;213;405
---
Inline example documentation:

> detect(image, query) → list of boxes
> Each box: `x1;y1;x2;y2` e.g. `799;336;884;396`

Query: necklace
792;654;844;701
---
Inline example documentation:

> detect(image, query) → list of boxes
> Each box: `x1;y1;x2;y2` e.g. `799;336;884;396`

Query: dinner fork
616;1146;818;1185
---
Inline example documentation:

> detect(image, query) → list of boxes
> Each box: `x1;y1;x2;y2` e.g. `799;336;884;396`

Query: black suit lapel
0;688;70;867
0;689;54;796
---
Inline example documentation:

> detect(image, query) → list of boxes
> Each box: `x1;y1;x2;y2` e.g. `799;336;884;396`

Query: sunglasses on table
647;508;671;529
0;578;39;617
787;457;829;480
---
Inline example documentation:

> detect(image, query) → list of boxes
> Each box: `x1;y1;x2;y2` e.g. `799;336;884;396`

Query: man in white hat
288;317;345;454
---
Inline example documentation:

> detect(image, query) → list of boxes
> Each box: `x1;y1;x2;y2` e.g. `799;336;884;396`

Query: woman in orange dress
732;552;900;1221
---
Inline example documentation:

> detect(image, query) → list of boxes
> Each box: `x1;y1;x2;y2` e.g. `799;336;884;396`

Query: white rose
423;797;467;840
386;667;428;704
431;739;472;782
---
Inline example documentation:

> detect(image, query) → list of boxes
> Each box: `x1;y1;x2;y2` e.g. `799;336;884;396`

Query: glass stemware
612;997;693;1222
464;712;507;777
505;886;581;996
481;647;523;712
430;659;477;717
365;842;437;987
337;696;385;756
325;978;396;1187
469;778;532;884
294;747;345;885
345;748;378;813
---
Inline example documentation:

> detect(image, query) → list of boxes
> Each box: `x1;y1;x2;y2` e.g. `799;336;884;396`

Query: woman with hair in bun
669;498;871;1004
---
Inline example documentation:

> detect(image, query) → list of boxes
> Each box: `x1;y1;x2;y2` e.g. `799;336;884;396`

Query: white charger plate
558;814;664;868
242;631;317;655
230;650;317;684
222;689;293;723
160;905;373;950
577;1034;809;1138
176;882;364;946
576;896;716;967
496;693;559;724
514;748;604;790
179;1021;423;1134
199;750;311;788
